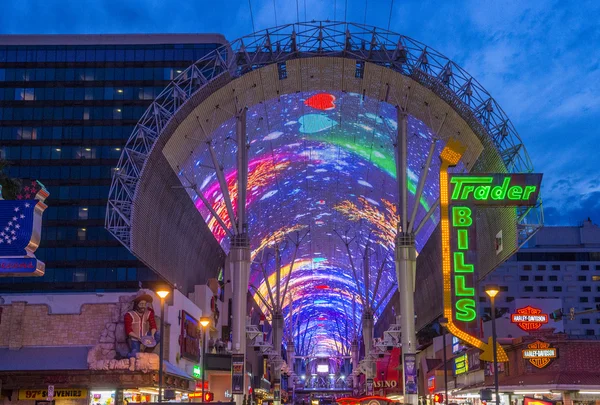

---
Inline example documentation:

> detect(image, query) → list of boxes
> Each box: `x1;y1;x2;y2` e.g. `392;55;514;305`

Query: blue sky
1;0;599;225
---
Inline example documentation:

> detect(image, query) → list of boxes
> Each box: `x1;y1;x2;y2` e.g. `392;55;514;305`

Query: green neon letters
452;206;476;322
450;176;537;202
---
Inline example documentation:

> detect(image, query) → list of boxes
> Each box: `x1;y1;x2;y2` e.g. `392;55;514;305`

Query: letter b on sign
452;207;472;227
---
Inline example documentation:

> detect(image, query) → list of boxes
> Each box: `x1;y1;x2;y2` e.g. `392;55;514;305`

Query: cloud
543;191;600;226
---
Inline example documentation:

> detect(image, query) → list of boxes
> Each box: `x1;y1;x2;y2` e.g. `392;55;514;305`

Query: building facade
478;219;600;335
0;34;227;292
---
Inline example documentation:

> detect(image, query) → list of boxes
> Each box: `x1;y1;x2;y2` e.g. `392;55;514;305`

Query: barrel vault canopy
106;21;542;355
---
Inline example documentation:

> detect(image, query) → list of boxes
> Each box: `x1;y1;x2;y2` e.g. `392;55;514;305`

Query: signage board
522;341;557;369
19;389;88;400
449;174;542;207
231;353;245;395
439;139;542;364
511;306;549;331
373;380;398;388
180;311;201;362
454;354;468;375
0;182;49;277
366;378;374;396
47;386;54;401
193;364;202;379
427;376;435;393
403;353;417;395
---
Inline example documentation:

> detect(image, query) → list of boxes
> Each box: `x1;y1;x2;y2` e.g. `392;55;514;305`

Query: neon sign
440;140;542;364
522;340;557;369
449;174;542;206
511;306;549;331
454;354;468;375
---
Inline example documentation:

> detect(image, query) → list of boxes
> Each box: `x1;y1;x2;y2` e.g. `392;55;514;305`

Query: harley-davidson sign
522;341;557;369
511;306;548;331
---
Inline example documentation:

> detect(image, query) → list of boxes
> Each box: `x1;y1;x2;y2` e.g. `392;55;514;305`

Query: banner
403;353;417;395
231;354;245;395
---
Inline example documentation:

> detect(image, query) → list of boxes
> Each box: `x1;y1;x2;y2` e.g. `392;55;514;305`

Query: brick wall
0;303;115;349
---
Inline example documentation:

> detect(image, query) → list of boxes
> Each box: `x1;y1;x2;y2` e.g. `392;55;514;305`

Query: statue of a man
124;293;161;357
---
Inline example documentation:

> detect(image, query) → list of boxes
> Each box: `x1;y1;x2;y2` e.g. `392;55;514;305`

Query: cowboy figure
124;293;161;358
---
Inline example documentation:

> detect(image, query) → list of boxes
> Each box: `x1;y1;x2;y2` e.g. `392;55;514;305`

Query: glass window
524;286;533;292
15;88;35;100
523;265;532;271
580;297;589;303
520;276;529;281
537;265;546;271
582;286;591;292
553;286;562;292
582;265;590;271
535;276;543;281
579;276;588;281
538;286;548;292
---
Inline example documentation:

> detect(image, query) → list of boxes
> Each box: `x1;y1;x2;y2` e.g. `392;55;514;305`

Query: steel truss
106;20;542;251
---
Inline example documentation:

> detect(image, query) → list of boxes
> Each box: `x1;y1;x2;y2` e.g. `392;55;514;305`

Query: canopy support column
395;110;418;405
232;108;250;405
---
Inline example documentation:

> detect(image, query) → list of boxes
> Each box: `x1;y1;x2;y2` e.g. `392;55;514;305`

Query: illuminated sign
511;306;549;331
0;181;49;277
449;174;542;206
522;340;557;369
427;376;435;393
454;354;468;375
19;389;87;400
440;140;516;364
373;380;398;388
523;398;554;405
193;364;202;379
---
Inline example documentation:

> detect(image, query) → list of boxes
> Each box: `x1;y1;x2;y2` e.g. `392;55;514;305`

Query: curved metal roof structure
106;21;542;356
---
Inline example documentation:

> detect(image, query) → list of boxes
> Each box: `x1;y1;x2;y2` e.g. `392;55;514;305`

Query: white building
479;218;600;335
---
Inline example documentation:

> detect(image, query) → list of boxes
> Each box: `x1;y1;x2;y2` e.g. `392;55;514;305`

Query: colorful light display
522;340;557;369
180;91;451;355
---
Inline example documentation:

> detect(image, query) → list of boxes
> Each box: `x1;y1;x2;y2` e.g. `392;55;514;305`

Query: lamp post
485;284;500;405
439;318;449;405
156;289;170;403
200;317;211;403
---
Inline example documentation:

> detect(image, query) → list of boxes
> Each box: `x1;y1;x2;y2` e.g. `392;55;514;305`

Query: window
520;276;529;281
586;329;595;336
500;286;509;292
539;286;548;292
549;275;558;281
479;297;486;302
78;207;89;220
523;265;532;271
537;265;546;271
579;276;588;281
580;297;589;303
595;297;600;303
506;297;514;302
553;286;562;292
524;286;533;292
552;264;561;270
582;265;590;271
15;87;35;100
596;265;600;271
77;228;86;241
583;286;592;292
535;276;543;281
593;276;600;281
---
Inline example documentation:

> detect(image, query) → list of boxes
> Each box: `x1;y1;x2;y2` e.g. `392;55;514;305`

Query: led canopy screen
178;91;459;355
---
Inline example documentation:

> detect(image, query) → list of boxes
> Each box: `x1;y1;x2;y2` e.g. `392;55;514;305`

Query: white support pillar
232;108;250;405
361;308;374;379
395;111;418;405
351;338;359;394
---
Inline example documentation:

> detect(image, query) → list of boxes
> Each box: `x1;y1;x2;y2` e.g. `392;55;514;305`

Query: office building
0;34;227;292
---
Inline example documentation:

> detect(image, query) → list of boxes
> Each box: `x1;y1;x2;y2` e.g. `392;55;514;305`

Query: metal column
395;111;418;405
362;308;375;380
232;108;250;405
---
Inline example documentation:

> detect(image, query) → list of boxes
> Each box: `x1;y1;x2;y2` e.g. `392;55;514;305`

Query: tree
0;159;21;200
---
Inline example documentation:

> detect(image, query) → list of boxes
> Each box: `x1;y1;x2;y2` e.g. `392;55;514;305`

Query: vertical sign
46;386;54;401
232;354;245;395
439;139;542;364
180;311;201;362
403;353;418;395
366;378;374;396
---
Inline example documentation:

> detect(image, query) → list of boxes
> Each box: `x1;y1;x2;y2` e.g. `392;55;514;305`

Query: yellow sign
19;389;88;400
439;139;509;363
454;354;468;375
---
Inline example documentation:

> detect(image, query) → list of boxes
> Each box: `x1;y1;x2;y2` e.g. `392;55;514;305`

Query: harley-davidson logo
522;340;557;369
511;306;548;331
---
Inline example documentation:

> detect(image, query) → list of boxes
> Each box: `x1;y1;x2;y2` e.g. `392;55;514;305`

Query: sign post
439;139;542;363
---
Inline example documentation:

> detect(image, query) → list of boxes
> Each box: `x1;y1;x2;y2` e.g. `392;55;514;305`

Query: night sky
2;0;599;225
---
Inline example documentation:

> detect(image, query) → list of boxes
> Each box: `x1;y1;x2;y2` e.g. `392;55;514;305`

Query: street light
439;317;449;405
156;289;170;403
485;284;500;405
200;317;211;403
